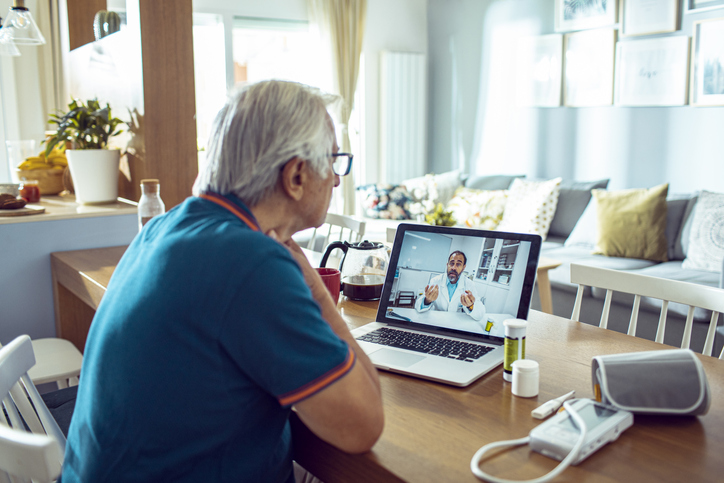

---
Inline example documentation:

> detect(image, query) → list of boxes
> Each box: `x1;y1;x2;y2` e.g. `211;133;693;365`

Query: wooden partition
64;0;197;209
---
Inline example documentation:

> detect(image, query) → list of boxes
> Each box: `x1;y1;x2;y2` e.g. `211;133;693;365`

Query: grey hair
193;80;339;206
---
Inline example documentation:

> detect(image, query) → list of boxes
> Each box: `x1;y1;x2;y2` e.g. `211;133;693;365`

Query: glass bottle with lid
138;179;165;230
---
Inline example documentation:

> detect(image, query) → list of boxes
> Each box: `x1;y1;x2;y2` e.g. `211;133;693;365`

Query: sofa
357;172;724;356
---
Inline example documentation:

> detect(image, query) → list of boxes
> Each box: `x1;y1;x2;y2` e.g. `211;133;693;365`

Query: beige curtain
307;0;367;216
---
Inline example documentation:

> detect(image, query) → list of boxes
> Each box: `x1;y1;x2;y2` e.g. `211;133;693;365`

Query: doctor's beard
447;269;459;284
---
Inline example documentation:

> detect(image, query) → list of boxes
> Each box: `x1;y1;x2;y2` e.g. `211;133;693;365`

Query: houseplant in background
45;98;126;204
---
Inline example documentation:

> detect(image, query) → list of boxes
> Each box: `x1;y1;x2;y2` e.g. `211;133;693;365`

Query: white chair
570;263;724;358
0;335;66;483
0;338;82;390
306;213;366;252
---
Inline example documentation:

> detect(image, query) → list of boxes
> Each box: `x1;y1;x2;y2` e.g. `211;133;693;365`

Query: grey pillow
664;195;694;261
673;195;699;261
464;174;525;190
548;179;610;239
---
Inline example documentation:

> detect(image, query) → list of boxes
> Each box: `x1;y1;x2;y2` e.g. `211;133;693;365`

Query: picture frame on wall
564;29;617;106
515;34;563;107
691;17;724;106
555;0;617;32
620;0;679;36
614;36;690;106
685;0;724;13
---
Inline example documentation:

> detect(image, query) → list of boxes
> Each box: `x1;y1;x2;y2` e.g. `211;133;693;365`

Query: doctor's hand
461;290;475;310
424;284;439;305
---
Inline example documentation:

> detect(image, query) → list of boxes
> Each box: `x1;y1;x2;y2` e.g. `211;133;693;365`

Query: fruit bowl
14;168;66;195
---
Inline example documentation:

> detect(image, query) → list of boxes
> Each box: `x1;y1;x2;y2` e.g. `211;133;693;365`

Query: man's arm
283;238;384;453
461;282;486;321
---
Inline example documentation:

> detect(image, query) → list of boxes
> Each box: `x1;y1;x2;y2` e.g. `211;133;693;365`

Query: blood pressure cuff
592;349;710;416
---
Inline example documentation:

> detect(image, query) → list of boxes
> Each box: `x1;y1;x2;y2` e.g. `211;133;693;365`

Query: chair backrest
570;263;724;359
306;213;366;251
0;336;65;482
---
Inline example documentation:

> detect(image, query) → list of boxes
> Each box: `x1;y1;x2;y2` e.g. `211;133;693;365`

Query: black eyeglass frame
331;153;354;176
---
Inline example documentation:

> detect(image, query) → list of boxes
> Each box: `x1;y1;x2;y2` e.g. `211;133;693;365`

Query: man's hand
424;284;439;305
269;230;331;304
461;290;475;310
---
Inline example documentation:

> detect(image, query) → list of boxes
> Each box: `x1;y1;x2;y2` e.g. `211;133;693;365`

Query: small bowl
15;169;65;195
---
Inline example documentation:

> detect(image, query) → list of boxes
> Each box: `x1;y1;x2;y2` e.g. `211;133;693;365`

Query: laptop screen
376;224;542;342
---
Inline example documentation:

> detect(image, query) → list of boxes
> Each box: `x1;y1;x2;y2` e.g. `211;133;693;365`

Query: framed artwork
555;0;617;32
564;29;617;106
691;17;724;106
620;0;678;36
515;34;563;107
685;0;724;13
614;36;690;106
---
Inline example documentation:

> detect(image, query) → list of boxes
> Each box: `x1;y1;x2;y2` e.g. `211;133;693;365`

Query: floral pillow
357;184;414;220
447;188;509;230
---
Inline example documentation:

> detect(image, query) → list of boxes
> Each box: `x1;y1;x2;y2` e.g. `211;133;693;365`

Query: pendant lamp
0;17;21;56
0;0;46;46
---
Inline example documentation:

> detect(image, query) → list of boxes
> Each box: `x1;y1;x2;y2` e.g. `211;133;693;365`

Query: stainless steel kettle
320;240;390;300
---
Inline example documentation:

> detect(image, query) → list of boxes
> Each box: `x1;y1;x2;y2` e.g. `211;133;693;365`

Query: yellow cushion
592;183;669;262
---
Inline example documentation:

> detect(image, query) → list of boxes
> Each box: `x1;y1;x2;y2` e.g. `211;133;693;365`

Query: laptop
351;223;542;387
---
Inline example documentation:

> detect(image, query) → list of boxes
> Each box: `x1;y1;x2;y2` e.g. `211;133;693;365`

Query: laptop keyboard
356;327;494;362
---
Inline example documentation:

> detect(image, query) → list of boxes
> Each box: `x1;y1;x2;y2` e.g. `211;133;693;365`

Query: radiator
380;51;426;184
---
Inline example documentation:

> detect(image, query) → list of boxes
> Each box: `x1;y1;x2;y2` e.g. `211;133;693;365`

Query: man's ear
279;157;306;201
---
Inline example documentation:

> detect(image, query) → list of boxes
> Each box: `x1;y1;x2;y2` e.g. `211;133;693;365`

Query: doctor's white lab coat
414;273;486;321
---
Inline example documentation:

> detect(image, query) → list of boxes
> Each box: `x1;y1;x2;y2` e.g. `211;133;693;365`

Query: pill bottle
503;318;527;382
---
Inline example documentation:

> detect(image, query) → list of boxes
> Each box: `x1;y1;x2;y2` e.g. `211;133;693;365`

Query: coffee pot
320;240;390;300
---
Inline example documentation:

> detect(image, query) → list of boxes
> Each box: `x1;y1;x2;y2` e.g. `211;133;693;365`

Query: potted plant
45;98;126;204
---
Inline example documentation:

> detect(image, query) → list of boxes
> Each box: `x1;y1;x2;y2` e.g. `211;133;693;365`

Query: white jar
511;359;539;398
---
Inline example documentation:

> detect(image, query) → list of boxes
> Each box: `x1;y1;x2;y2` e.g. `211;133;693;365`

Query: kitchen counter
0;194;137;224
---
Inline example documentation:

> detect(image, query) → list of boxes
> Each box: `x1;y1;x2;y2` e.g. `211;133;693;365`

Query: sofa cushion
592;183;669;262
682;190;724;272
465;174;525;190
541;244;657;294
498;177;562;239
548;179;609;239
621;262;721;322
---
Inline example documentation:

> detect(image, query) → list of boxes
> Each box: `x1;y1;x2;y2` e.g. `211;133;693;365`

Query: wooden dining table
50;245;724;482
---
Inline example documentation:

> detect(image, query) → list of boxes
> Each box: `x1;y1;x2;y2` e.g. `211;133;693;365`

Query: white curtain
307;0;366;216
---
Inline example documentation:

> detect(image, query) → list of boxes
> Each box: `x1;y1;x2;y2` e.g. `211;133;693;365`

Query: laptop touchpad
371;349;425;368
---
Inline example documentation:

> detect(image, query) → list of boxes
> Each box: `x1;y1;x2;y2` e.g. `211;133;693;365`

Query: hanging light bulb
0;17;21;56
0;0;46;46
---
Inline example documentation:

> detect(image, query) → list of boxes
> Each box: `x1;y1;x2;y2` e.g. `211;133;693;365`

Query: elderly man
61;81;383;482
415;250;486;321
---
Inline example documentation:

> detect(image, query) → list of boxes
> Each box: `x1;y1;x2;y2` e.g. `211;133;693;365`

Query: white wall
428;0;724;194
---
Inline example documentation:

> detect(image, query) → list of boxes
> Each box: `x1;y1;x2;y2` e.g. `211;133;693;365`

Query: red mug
316;268;341;305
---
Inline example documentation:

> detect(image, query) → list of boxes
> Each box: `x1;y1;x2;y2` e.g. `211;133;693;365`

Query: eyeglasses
331;153;353;176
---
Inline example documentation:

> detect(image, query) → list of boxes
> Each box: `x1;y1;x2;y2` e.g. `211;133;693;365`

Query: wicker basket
15;169;65;195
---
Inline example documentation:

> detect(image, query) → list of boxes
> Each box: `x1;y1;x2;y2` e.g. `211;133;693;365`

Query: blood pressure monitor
529;398;634;465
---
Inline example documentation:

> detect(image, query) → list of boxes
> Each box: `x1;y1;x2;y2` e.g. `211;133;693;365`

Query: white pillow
447;188;509;230
564;197;598;248
682;190;724;272
498;177;562;239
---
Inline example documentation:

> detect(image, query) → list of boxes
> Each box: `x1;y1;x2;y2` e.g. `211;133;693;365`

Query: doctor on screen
415;250;486;321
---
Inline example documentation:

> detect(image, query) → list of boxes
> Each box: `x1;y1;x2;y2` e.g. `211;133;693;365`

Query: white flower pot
66;149;121;204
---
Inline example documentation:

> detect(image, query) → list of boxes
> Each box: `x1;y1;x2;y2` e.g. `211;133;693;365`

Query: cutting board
0;205;46;217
